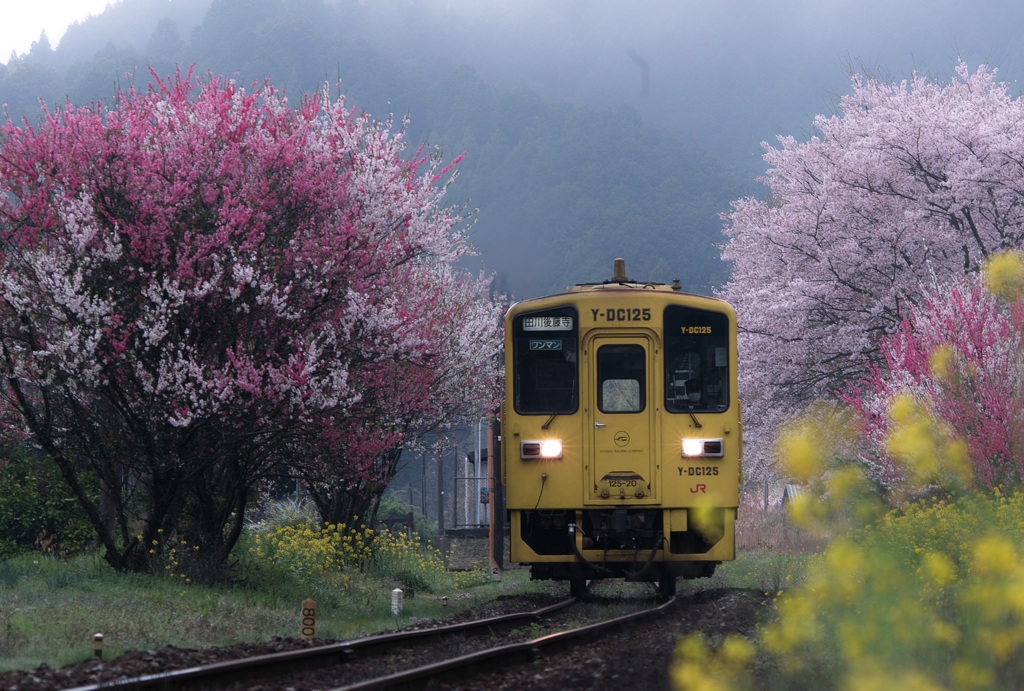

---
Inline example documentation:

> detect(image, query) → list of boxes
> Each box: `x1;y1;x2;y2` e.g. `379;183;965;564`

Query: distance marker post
301;599;316;640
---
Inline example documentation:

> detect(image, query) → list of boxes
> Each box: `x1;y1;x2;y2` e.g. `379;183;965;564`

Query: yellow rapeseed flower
786;493;816;530
950;659;996;690
983;250;1024;301
928;343;955;380
827;465;864;502
778;421;822;483
928;620;961;647
922;551;957;587
886;393;940;475
972;535;1016;576
719;635;755;666
847;667;944;691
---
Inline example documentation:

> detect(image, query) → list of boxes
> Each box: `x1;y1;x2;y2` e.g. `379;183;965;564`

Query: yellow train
501;259;741;598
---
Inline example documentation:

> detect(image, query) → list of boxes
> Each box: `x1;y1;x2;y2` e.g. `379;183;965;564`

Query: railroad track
64;597;576;691
63;595;676;691
331;595;677;691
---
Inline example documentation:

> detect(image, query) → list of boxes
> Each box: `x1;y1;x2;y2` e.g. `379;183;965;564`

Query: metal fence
452;475;489;528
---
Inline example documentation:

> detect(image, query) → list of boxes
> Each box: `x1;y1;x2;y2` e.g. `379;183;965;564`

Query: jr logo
613;431;630;447
690;484;707;494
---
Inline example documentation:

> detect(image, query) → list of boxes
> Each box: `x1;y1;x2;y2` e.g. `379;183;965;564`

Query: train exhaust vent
613;258;628;282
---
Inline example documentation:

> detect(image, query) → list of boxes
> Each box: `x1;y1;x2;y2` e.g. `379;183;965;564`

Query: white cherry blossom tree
719;63;1024;481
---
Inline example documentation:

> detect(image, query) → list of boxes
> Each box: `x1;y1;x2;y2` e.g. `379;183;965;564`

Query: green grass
0;545;819;672
0;553;540;672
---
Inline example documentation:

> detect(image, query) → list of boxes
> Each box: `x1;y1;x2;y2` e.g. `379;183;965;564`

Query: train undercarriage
515;507;727;598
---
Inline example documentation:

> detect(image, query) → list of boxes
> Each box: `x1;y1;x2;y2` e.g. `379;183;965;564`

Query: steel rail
63;597;576;691
330;595;677;691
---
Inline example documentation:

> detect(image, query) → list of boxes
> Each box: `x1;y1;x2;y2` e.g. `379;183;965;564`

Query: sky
1;0;112;63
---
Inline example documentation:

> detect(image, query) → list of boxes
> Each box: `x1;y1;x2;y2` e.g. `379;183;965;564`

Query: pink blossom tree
844;279;1024;495
297;262;505;529
0;69;495;573
718;62;1024;481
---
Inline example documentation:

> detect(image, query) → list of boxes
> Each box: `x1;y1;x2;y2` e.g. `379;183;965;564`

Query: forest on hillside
0;0;747;299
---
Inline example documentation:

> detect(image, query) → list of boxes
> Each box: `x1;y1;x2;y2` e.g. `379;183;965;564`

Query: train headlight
521;440;563;459
682;439;703;457
682;438;724;458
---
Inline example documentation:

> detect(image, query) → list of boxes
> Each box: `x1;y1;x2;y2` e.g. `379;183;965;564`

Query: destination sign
523;316;573;331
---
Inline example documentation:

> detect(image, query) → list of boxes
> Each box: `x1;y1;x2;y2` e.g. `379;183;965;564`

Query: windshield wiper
543;383;576;429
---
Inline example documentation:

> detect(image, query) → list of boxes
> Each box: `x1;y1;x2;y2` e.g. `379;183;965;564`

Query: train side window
513;307;579;415
597;344;646;413
663;306;730;413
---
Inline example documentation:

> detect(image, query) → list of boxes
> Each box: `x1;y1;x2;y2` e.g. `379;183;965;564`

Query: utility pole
474;419;481;526
437;445;444;533
453;441;459;529
439;440;450;567
488;413;504;579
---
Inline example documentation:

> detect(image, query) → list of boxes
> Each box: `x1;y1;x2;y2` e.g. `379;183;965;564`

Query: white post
391;588;403;615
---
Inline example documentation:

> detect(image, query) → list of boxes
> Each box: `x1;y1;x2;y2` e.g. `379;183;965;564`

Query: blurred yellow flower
778;422;822;483
928;343;955;380
922;552;956;587
827;465;864;502
719;636;755;665
972;535;1016;576
983;250;1024;301
950;659;996;690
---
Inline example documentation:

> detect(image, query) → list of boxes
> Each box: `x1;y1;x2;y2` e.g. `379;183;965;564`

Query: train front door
587;335;656;503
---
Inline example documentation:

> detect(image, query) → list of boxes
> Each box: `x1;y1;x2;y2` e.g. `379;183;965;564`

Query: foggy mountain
52;0;213;72
353;0;1024;168
3;0;1016;298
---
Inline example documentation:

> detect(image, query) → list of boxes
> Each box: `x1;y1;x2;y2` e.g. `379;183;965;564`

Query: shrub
376;497;439;546
0;448;96;558
249;498;323;532
371;528;448;593
249;520;451;595
452;569;489;589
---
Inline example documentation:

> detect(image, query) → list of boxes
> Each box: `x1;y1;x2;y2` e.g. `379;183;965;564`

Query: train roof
507;285;731;309
505;258;732;315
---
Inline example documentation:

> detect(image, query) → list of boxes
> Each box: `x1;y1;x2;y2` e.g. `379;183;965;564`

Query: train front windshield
513;307;579;414
663;306;730;413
